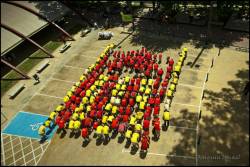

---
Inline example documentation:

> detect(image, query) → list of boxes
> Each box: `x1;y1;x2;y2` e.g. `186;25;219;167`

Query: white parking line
1;134;6;166
181;67;208;73
178;83;203;89
171;102;199;108
36;93;63;100
51;78;75;83
64;65;85;70
168;125;197;131
122;149;196;159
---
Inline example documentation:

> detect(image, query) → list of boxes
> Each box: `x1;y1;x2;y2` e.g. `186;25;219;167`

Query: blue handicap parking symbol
2;111;57;140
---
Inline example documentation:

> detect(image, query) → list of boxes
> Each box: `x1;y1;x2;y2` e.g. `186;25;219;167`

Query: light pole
207;1;217;43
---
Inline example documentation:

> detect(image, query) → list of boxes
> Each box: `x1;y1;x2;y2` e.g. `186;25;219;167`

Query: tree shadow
164;62;249;165
129;10;249;52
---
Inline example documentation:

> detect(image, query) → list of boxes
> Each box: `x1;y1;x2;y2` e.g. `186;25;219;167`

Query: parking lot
1;25;248;166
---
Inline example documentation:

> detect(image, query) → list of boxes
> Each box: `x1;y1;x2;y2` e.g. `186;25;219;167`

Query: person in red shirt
153;80;160;89
81;127;90;141
119;106;124;115
169;58;174;66
161;80;168;88
155;96;161;105
125;105;132;116
143;119;150;131
157;68;164;78
122;114;129;123
75;87;82;96
111;119;119;134
152;116;161;139
158;53;162;63
159;88;166;100
89;110;96;119
141;134;150;152
75;97;81;105
167;65;172;73
152;89;158;97
129;98;135;106
131;91;137;98
63;109;72;122
153;105;160;116
136;78;141;85
70;103;76;112
134;63;139;73
143;110;151;120
96;110;103;119
79;90;86;98
58;119;67;134
165;72;171;80
71;95;76;102
148;97;155;106
145;69;151;79
121;98;127;107
93;121;99;130
65;101;71;109
130;77;135;85
127;85;133;92
83;117;93;130
133;84;139;92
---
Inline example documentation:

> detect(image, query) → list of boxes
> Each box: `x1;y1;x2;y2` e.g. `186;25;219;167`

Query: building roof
1;1;70;56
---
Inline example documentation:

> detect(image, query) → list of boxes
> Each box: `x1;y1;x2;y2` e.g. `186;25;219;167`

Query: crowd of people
38;43;188;154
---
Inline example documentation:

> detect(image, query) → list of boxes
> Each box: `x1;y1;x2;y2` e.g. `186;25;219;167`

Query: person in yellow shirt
169;84;176;92
38;124;46;141
82;96;89;105
90;85;96;92
99;74;104;80
116;83;121;91
125;76;130;84
103;76;109;82
49;111;56;120
99;80;104;87
86;105;91;113
166;89;173;99
73;120;81;134
72;112;79;121
121;84;127;91
145;87;151;95
172;77;179;85
143;95;148;103
141;78;147;86
44;118;52;129
55;104;64;112
105;103;112;113
102;114;109;124
63;95;70;103
131;132;140;148
112;89;118;96
118;91;125;97
96;125;103;139
139;86;145;94
139;101;145;110
89;95;95;104
86;89;92;97
125;127;133;142
103;125;110;141
80;75;86;82
107;115;114;123
68;119;75;133
111;106;118;115
79;112;85;121
135;123;142;132
163;111;170;128
136;110;144;120
148;79;153;86
136;94;142;103
129;115;137;127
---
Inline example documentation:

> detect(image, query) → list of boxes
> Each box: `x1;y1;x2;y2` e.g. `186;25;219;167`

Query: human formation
38;43;188;153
